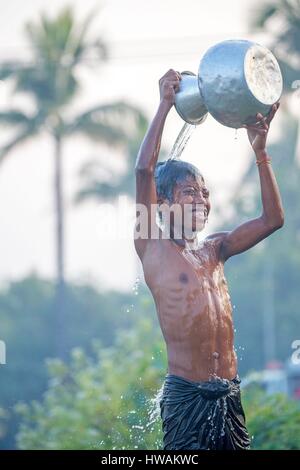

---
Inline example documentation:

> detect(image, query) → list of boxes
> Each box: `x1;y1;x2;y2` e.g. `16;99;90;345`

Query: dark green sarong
159;374;250;450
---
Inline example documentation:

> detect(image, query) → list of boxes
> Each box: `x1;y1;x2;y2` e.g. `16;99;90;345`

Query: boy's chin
192;221;206;232
183;223;205;236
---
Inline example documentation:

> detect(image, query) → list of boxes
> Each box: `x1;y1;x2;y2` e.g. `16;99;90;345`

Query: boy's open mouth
191;207;207;217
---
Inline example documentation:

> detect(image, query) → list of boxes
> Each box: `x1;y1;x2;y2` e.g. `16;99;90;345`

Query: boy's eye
184;188;196;195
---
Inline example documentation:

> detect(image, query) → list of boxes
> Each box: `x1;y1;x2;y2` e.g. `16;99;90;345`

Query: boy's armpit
205;231;229;263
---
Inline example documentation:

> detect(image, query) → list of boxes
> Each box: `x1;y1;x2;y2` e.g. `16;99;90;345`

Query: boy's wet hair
154;159;203;202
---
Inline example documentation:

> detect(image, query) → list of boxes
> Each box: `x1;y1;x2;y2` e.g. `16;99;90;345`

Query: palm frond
74;110;149;204
66;101;147;145
0;62;27;81
14;64;78;109
0;113;44;164
25;7;74;63
74;180;119;203
0;110;33;126
0;128;35;164
19;8;108;109
70;8;108;64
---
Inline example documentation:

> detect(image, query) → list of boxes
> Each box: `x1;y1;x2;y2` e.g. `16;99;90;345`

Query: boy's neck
165;226;199;250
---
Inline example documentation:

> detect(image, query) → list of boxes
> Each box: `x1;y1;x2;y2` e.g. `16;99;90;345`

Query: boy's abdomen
153;277;237;382
144;238;237;382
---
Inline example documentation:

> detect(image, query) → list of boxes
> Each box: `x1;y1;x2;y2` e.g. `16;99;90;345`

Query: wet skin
141;176;236;382
135;69;284;383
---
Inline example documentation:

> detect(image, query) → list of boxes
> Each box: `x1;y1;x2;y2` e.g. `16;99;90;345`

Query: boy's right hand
159;69;181;107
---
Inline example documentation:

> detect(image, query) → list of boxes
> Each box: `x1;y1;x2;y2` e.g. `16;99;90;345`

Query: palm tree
0;7;146;357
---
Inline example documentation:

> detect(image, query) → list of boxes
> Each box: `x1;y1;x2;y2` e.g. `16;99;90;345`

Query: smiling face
172;174;211;235
155;160;210;240
158;174;211;239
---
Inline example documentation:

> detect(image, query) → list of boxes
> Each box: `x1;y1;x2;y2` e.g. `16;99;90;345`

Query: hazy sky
0;0;281;291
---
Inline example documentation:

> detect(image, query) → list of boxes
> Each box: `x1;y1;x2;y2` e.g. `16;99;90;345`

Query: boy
134;69;284;450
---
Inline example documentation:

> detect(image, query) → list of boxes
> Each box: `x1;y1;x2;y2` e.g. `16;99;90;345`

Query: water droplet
132;277;140;296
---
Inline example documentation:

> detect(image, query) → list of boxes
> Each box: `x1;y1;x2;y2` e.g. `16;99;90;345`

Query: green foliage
15;316;166;450
14;319;300;450
0;275;154;449
244;388;300;449
0;408;8;442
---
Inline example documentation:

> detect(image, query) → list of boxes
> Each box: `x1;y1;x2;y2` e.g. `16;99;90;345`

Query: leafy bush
244;388;300;449
0;275;155;448
16;316;166;450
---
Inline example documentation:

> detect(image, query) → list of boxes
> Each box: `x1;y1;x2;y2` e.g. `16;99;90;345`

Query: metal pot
174;71;208;125
175;39;283;129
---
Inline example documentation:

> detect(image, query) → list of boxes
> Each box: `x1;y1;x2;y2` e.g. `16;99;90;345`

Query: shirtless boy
134;69;284;450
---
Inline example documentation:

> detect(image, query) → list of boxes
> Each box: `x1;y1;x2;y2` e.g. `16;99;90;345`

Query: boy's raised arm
134;70;181;259
220;103;284;262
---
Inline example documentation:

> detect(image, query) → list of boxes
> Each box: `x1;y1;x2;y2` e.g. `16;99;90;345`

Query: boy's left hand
243;102;280;154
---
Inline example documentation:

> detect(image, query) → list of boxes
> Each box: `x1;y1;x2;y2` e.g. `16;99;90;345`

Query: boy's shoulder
205;231;229;243
203;231;229;261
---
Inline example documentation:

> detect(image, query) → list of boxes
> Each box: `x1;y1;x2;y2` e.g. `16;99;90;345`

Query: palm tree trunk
54;134;66;358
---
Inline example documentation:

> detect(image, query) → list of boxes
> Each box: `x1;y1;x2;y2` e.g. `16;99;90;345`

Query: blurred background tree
0;7;147;357
0;275;156;449
251;0;300;92
15;315;165;450
243;388;300;449
1;0;300;452
13;319;300;450
75;118;148;203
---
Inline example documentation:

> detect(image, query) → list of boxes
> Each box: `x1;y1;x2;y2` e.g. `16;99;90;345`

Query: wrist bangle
256;157;271;166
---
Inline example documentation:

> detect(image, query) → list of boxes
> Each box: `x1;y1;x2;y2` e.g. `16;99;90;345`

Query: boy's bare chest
143;240;232;336
143;238;223;295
